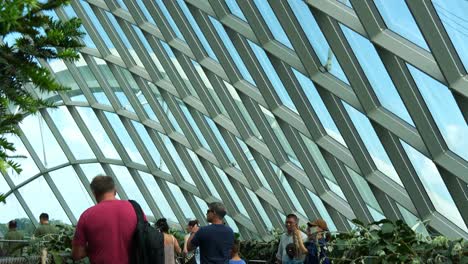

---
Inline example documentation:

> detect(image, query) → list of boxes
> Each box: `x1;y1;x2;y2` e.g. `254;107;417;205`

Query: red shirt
73;200;137;264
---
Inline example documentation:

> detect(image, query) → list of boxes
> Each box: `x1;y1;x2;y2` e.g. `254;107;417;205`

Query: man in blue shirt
187;202;234;264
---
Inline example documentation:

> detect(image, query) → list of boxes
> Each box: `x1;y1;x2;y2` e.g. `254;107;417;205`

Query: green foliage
328;219;468;263
0;0;84;174
239;228;282;262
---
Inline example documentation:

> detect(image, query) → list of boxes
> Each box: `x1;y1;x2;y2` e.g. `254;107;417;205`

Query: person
155;218;181;264
276;214;307;263
229;240;246;264
34;213;58;238
187;202;234;263
72;175;140;263
303;219;330;264
183;220;200;264
4;220;24;256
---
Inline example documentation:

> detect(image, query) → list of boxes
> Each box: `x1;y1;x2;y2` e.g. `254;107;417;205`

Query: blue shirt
191;224;234;264
229;259;246;264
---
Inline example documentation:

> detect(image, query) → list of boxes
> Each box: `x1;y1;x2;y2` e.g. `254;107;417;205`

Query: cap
307;218;328;230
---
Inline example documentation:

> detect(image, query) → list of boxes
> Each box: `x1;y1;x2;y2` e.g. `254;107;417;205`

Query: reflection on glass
48;107;95;160
209;16;256;85
76;108;120;159
19;177;70;224
293;69;347;146
248;41;297;113
49;166;94;219
397;203;430;236
433;0;468;71
374;0;429;50
20;114;68;168
246;188;273;230
104;112;145;164
407;64;468;161
343;102;402;185
340;24;414;126
252;0;293;49
140;172;177;222
287;0;349;84
401;140;467;232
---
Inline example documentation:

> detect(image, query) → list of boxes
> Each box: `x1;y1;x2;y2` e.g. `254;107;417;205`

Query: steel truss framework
1;0;467;239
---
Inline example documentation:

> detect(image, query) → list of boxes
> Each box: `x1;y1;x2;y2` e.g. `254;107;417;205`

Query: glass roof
1;0;467;239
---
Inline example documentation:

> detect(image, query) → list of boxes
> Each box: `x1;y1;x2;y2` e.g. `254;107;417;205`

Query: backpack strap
129;200;145;224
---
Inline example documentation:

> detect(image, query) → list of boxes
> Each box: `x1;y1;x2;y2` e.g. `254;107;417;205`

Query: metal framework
1;0;467;239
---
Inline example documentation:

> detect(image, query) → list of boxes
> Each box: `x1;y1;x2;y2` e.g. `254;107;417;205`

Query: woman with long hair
156;218;182;264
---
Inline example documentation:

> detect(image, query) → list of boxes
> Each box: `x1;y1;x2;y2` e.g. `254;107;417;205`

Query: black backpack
129;200;164;264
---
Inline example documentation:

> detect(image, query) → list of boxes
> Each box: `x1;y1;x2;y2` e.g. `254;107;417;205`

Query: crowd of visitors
1;175;330;264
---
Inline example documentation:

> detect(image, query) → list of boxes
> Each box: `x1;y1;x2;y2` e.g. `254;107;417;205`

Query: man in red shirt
72;175;138;264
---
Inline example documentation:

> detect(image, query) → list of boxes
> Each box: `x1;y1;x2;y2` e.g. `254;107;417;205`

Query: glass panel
397;203;430;237
343;102;402;185
246;188;273;230
47;107;95;160
135;0;157;25
248;41;297;113
0;174;10;194
75;57;112;106
166;181;195;219
19;177;70;224
187;150;221;199
407;64;468;161
155;0;186;41
374;0;429;50
158;133;195;185
80;1;119;56
223;81;262;139
214;167;249;218
209;16;256;85
140;172;177;222
79;163;105;182
325;178;347;201
0;195;34;237
176;0;219;62
307;190;337;231
20;114;68;168
131;121;165;170
4;135;40;185
340;24;414;125
178;100;211;151
76;107;120;159
300;134;339;184
115;0;128;10
433;0;468;71
132;26;167;78
401;140;467;232
224;215;239;233
204;116;239;169
270;162;306;216
226;0;247;21
194;196;209;214
346;167;383;215
191;60;228;116
63;5;97;49
105;12;144;67
261;106;302;169
49;166;94;219
110;165;152;217
252;0;293;49
104;112;145;164
287;0;349;84
236;138;272;192
149;84;184;134
293;69;347;146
